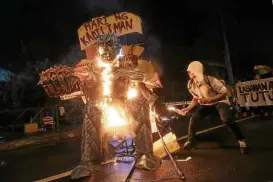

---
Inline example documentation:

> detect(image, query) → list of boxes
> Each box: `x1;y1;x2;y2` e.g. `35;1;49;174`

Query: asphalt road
1;117;273;182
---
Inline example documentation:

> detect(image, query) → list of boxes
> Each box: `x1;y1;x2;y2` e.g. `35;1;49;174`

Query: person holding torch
174;61;248;154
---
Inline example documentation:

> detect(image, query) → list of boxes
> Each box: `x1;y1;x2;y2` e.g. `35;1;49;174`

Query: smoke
142;24;163;76
58;45;85;66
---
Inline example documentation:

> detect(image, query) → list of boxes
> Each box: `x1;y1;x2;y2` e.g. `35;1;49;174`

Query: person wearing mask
174;61;248;154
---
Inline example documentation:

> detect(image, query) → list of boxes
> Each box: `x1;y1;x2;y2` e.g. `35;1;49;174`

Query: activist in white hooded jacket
186;61;230;105
174;61;248;154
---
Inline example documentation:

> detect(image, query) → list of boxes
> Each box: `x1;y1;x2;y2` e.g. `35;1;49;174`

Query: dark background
0;0;272;80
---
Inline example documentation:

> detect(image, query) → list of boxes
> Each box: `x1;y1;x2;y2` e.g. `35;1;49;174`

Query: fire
150;109;158;133
167;106;175;111
117;49;123;58
98;58;128;128
99;47;104;55
127;88;137;99
98;59;112;97
104;106;127;127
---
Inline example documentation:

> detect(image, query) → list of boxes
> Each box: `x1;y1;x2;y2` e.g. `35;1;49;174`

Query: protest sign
236;78;273;106
78;12;142;50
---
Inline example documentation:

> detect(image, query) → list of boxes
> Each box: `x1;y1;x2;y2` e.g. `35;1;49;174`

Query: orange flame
104;106;127;128
98;58;128;128
127;87;137;100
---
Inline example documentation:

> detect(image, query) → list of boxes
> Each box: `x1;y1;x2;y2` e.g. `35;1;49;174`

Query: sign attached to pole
78;12;142;50
235;78;273;107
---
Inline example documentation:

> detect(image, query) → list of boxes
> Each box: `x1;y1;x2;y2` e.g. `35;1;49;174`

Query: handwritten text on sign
78;12;142;50
236;78;273;107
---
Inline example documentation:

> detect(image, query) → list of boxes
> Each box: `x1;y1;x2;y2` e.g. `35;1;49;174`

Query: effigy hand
39;65;82;98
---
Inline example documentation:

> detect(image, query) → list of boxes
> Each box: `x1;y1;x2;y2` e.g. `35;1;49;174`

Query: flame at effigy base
103;105;131;136
104;106;127;128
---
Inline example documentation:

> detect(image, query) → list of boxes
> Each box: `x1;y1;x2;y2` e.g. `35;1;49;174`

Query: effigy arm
39;65;82;98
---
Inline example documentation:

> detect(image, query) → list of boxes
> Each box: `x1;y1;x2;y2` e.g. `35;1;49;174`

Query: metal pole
177;115;256;141
156;125;186;180
221;11;234;84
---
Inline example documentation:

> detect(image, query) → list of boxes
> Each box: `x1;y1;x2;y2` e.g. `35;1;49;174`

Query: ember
127;87;137;99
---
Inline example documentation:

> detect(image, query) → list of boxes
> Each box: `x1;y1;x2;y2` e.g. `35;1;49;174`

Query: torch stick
156;123;186;180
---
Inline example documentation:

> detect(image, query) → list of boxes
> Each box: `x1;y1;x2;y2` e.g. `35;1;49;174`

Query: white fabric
188;76;229;105
187;61;204;82
187;61;229;105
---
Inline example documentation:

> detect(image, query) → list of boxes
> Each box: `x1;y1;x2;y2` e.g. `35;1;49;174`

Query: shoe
238;139;248;154
183;141;196;150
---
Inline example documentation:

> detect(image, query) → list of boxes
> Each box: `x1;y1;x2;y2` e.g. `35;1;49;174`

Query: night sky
1;0;273;81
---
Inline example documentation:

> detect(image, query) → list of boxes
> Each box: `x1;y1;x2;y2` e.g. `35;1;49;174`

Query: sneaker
183;141;196;150
238;139;248;154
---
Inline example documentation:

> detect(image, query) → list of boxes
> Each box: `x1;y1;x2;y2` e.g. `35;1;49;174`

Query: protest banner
236;78;273;107
78;12;142;50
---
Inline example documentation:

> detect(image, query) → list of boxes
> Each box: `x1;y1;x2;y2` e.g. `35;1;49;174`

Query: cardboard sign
78;12;142;50
153;132;180;158
236;78;273;107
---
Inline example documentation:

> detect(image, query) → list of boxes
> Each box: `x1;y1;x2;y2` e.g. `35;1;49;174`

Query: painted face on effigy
96;34;119;63
97;41;116;62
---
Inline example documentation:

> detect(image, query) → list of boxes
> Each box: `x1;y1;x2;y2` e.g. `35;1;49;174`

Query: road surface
1;117;273;182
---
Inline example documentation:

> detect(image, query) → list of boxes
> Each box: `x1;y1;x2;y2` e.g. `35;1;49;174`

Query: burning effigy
38;12;180;180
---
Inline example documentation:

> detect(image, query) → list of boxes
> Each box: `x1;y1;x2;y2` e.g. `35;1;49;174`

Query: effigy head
96;33;119;63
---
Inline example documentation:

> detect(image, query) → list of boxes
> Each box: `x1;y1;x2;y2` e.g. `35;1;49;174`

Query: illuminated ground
1;118;273;182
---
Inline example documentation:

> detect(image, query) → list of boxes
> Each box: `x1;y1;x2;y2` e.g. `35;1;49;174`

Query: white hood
187;61;204;82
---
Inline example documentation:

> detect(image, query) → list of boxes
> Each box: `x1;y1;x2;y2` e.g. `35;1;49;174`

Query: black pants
188;102;245;142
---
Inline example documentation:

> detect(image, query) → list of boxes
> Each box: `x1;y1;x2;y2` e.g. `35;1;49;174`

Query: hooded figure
174;61;248;154
186;61;230;104
187;61;204;83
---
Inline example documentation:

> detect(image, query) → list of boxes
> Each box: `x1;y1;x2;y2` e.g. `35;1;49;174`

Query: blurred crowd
235;65;273;118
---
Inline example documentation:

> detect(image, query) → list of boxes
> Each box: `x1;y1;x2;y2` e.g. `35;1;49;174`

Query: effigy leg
126;95;161;171
71;104;103;180
137;83;173;133
138;83;173;117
